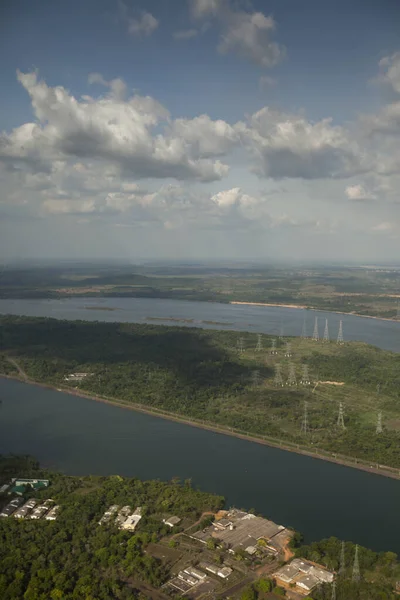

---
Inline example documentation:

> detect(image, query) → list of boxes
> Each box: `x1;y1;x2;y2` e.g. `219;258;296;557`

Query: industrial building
0;497;23;517
13;499;38;519
273;558;334;595
192;508;291;556
44;505;60;520
9;478;49;495
198;562;233;579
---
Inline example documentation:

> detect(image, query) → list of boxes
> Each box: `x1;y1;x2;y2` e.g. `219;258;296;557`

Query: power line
337;320;344;344
312;316;319;341
237;337;244;354
270;338;278;355
287;363;297;386
331;580;336;600
300;364;311;385
252;370;260;387
255;334;263;352
323;318;329;342
339;540;346;576
274;364;283;386
284;342;292;357
337;402;345;429
352;544;360;582
301;401;309;434
376;411;383;434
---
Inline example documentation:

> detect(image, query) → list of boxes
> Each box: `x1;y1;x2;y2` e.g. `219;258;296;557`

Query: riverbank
230;301;400;323
2;371;400;482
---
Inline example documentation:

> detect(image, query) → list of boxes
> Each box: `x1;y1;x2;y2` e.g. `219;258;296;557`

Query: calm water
1;377;400;554
1;296;400;351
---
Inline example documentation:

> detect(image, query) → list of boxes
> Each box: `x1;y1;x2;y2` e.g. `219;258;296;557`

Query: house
163;515;181;528
99;504;119;525
0;497;23;517
13;499;37;519
121;507;142;531
217;566;233;579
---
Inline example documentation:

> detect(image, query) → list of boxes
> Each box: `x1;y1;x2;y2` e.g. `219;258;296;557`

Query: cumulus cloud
128;11;159;36
171;114;239;157
378;52;400;95
0;71;230;183
237;107;368;179
345;184;376;201
191;0;285;68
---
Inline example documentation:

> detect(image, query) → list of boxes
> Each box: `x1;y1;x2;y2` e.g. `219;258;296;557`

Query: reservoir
1;376;400;554
1;296;400;351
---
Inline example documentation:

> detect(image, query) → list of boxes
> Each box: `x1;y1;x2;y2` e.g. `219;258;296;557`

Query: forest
1;315;400;469
0;455;224;600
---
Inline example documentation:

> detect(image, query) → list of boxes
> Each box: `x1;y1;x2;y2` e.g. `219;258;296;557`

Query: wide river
1;297;400;553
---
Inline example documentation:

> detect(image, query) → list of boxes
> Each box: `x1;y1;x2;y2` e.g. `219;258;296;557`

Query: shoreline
229;301;400;323
2;372;400;482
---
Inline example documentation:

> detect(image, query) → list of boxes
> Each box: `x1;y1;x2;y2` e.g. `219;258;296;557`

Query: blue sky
1;0;400;262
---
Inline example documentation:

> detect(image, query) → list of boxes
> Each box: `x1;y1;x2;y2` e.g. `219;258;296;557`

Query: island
1;315;400;476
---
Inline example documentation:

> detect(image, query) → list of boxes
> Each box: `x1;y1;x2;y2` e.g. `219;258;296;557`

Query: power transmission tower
237;337;244;354
352;544;360;582
337;320;344;344
274;364;283;386
337;403;345;429
270;338;278;355
323;318;330;342
331;580;336;600
376;411;383;434
301;312;307;338
255;334;263;351
376;383;381;395
284;342;292;357
287;363;297;386
301;401;309;434
312;316;319;341
252;370;260;387
339;540;346;576
300;364;311;385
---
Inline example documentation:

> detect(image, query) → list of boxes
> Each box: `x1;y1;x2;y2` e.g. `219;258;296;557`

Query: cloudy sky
1;0;400;263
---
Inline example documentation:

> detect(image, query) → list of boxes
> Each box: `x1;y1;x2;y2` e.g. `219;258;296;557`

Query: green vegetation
295;537;400;599
2;263;400;319
0;455;223;600
2;315;400;469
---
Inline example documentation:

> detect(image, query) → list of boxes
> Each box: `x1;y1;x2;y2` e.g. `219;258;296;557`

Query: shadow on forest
1;316;273;391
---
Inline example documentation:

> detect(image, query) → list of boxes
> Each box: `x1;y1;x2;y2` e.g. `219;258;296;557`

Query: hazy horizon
1;0;400;262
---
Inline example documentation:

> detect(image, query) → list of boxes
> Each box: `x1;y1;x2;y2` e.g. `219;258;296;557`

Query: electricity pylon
284;342;292;357
287;363;297;386
255;334;263;351
237;337;244;354
300;364;311;385
274;364;283;386
376;411;383;434
252;370;260;387
352;544;360;582
339;540;346;576
337;403;345;429
312;316;319;341
301;401;309;434
270;339;278;355
337;320;344;344
323;318;329;342
331;580;336;600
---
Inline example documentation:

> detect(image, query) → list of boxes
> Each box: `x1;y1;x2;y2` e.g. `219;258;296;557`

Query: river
1;297;400;553
1;296;400;351
1;377;400;554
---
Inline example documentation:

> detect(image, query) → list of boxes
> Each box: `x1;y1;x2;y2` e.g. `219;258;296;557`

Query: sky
1;0;400;263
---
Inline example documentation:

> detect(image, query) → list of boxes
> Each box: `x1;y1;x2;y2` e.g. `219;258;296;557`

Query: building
0;484;10;494
198;562;232;579
115;505;132;527
13;499;38;519
64;372;91;382
183;567;207;581
0;497;23;517
121;507;142;531
45;505;60;520
163;515;181;528
99;504;120;525
9;478;49;495
273;558;334;595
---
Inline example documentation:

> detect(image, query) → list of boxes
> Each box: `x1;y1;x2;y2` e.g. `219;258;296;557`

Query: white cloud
378;52;400;95
259;75;276;89
88;73;127;100
128;11;159;36
0;71;230;183
191;0;285;68
173;29;198;40
171;114;239;157
237;107;368;179
345;184;375;201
